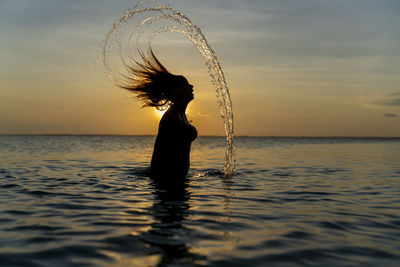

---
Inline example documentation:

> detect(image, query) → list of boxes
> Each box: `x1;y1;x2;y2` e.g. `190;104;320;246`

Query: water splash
102;1;236;176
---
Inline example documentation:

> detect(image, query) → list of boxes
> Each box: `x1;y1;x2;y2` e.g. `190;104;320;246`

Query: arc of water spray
102;1;236;176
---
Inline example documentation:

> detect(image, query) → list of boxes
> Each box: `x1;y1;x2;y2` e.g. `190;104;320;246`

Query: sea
0;135;399;267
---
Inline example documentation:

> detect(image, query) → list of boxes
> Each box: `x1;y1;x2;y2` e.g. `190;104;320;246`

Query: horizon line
0;134;399;138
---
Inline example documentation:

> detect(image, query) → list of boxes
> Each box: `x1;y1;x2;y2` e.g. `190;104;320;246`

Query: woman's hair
120;48;178;110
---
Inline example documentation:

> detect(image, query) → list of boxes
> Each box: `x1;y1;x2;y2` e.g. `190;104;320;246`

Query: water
1;135;399;266
102;1;236;175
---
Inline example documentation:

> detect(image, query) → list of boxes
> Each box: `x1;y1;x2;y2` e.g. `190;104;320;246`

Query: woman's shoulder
159;110;180;129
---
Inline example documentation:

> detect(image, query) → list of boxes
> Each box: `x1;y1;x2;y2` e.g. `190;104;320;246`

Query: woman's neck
170;101;189;113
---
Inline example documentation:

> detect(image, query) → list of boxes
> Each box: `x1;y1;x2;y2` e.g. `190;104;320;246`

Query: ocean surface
0;135;399;267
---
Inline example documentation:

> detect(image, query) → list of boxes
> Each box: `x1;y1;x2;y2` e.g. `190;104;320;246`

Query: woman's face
170;75;194;103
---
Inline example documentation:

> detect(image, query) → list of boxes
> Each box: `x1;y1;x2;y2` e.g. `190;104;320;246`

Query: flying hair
119;48;177;110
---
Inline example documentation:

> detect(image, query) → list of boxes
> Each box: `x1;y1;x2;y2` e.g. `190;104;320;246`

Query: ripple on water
319;221;360;232
1;136;400;266
6;224;67;232
4;210;35;216
0;245;112;266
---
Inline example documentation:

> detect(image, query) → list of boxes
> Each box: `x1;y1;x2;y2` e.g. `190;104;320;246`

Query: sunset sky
1;0;399;136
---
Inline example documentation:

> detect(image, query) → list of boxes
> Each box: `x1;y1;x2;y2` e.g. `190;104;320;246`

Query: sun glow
153;106;192;119
154;108;167;118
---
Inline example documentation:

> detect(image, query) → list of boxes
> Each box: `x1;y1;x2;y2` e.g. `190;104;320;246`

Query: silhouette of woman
120;49;197;179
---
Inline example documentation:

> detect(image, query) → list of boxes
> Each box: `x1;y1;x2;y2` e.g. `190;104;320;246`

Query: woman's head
120;49;193;110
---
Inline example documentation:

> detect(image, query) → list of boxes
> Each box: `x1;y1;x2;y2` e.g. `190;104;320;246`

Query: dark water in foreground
0;135;399;267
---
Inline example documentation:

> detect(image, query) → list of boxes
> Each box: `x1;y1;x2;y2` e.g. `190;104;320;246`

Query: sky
0;0;399;136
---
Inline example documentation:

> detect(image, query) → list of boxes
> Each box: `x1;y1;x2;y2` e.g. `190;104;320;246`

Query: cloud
361;93;400;108
189;111;211;119
384;113;398;118
377;93;400;106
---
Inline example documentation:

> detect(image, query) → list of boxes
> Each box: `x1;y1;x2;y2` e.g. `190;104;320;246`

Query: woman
120;49;197;179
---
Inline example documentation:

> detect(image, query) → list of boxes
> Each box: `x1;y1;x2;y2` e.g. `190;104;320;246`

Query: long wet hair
120;48;178;110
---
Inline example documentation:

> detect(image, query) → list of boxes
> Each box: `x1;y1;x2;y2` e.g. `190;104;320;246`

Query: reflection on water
142;178;205;266
0;136;399;266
